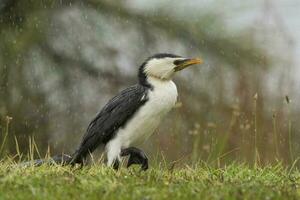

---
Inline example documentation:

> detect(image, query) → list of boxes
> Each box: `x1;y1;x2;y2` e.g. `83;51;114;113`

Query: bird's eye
173;59;188;65
173;60;180;65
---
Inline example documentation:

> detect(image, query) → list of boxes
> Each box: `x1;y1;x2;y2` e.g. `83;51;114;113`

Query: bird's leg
120;147;148;171
106;141;122;170
112;159;120;170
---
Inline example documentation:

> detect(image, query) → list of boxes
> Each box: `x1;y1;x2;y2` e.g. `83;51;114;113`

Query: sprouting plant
286;95;293;162
0;116;12;157
272;111;279;159
253;93;259;167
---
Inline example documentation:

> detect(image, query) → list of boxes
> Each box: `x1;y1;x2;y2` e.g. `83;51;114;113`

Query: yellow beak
174;58;203;71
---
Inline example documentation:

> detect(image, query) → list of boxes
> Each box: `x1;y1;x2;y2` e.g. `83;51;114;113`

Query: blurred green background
0;0;299;166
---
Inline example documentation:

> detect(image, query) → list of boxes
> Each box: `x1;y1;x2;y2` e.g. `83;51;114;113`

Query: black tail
68;149;89;165
19;153;74;167
19;147;92;167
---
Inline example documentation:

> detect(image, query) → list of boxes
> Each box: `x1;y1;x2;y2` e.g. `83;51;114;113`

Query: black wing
72;84;149;163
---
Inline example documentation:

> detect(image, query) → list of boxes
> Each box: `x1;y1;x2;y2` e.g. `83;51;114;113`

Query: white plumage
106;76;178;166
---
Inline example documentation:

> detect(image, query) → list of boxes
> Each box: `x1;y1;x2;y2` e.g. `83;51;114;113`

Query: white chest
115;78;178;147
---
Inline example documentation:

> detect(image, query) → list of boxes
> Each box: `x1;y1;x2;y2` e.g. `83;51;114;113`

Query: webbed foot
120;147;148;171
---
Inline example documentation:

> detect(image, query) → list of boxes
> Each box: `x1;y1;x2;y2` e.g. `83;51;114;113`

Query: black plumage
71;84;149;164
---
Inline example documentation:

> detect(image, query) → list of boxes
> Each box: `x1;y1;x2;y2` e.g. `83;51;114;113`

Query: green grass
0;162;300;200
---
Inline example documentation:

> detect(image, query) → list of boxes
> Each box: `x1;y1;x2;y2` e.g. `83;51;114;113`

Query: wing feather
73;84;149;161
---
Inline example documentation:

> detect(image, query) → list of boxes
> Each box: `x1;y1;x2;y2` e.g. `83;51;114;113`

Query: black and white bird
22;53;202;170
69;53;203;170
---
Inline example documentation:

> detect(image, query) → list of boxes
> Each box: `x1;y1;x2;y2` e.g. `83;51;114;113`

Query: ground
0;162;299;200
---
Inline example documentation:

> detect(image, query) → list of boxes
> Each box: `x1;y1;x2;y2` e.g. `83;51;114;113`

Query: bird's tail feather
19;147;91;167
19;153;73;167
68;149;88;165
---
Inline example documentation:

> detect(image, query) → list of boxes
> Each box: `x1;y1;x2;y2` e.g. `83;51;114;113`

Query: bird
69;53;203;170
21;53;203;170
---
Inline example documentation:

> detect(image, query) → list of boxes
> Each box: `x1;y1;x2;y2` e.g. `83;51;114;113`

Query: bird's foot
112;159;120;170
120;147;148;171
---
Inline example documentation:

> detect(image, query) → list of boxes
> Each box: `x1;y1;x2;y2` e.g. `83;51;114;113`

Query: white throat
146;75;174;86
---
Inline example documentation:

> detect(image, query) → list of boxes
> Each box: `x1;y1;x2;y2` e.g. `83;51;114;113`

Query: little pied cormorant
69;53;203;170
23;53;203;170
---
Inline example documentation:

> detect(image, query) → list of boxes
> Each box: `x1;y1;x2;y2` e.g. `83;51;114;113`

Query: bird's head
139;53;203;85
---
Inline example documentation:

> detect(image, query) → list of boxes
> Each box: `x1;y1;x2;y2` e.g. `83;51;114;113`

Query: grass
0;161;300;200
0;98;298;200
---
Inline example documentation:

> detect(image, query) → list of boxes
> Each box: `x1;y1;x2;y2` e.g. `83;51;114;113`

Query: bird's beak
174;58;203;72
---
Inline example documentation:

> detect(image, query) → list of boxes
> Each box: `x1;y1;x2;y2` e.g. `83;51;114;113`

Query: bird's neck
145;76;175;89
138;69;152;88
138;65;173;88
